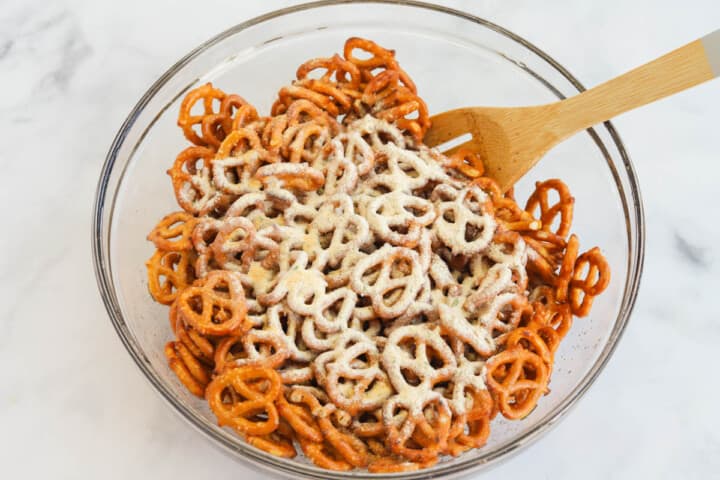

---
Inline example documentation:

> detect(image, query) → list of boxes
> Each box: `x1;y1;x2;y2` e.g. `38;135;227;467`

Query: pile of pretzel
145;37;610;472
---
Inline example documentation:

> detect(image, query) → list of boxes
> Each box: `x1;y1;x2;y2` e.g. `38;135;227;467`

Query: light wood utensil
424;29;720;191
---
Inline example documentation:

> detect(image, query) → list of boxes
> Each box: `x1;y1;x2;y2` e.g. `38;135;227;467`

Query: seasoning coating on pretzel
146;36;610;472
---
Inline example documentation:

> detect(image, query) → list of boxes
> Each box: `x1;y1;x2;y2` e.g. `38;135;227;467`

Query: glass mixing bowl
92;1;645;478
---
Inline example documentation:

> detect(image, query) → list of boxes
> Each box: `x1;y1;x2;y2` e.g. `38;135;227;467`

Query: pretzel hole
302;292;319;307
464;224;484;242
404;204;426;217
212;305;233;324
382;286;405;306
163;219;185;235
427;345;448;369
374;160;390;175
397;338;417;357
546;188;560;206
546;213;562;234
392;224;410;235
227;339;246;359
399;163;421;179
243;404;272;422
389;258;413;277
189;100;207;117
575;262;590;280
442;210;456;223
318;232;333;249
401;368;422;386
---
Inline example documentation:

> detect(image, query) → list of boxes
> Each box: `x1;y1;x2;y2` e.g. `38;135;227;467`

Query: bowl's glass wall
96;2;642;478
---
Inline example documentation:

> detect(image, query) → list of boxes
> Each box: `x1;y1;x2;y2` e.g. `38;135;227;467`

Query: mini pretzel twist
314;330;392;414
350;244;425;319
444;148;485;179
432;184;497;256
212;129;272;195
445;388;494;455
176;270;249;336
177;83;228;147
206;365;282;436
307;193;371;271
525;179;575;238
168;146;228;216
365;191;436;248
210;216;280;273
254;162;325;192
164;340;211;397
146;249;195;305
147;211;197;252
383;393;451;463
569;247;610;316
486;347;549;420
246;419;297;458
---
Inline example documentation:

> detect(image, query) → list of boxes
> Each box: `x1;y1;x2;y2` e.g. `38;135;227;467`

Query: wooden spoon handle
552;29;719;139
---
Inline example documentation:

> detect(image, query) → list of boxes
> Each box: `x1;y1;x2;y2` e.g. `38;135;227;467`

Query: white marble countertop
2;0;719;478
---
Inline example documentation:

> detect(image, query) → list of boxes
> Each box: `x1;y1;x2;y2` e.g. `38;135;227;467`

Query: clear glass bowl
92;1;644;478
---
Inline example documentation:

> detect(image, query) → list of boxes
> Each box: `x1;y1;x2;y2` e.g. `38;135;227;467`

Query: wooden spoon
424;29;720;191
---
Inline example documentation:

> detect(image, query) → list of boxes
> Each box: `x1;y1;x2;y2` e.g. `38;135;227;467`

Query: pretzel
525;179;575;238
360;70;430;141
206;365;282;436
350;244;425;319
384;393;451;462
298;436;352;471
177;83;228;147
314;330;392;414
322;131;375;177
210;216;280;273
348;115;407;149
569;247;610;316
443;335;492;417
350;408;385;438
168;146;227;216
277;387;324;442
432;184;497;256
214;331;290;373
343;37;416;92
246;419;297;458
383;325;456;392
212;131;271;196
475;292;527;338
254;162;325;192
147;211;197;252
284;122;331;164
365;191;435;247
273;80;348;118
307;193;371;270
438;303;495;358
286;99;341;132
556;233;579;301
146;249;195;305
497;327;553;368
170;302;216;366
446;388;494;455
230;104;260;132
486;347;549;419
176;270;249;336
313;403;369;468
165;341;210;397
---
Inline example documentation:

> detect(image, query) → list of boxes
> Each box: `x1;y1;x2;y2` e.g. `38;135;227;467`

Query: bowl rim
92;1;645;478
